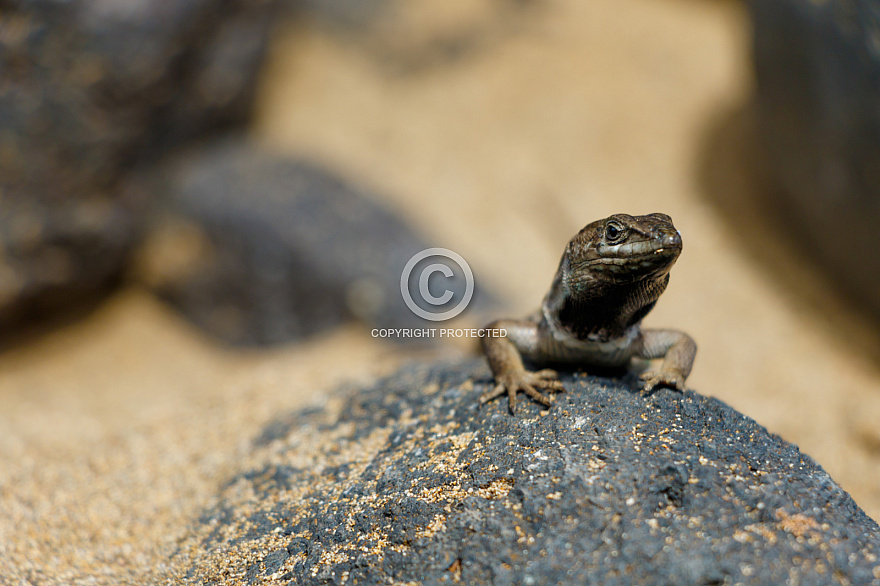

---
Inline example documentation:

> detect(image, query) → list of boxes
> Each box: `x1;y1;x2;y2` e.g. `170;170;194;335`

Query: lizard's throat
552;275;670;342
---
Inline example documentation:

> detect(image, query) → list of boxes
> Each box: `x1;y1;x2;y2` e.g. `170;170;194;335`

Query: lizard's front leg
637;328;697;392
480;319;565;414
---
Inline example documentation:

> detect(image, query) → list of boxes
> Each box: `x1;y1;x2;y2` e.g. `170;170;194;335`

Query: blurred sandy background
2;0;880;583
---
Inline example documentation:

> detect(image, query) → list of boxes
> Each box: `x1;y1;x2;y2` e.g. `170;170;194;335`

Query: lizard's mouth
592;247;677;261
582;242;681;273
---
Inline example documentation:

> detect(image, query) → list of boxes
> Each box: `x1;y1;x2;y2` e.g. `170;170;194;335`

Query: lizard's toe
479;383;506;404
534;368;559;380
483;370;567;414
522;384;553;406
540;379;566;393
640;370;686;393
526;371;565;394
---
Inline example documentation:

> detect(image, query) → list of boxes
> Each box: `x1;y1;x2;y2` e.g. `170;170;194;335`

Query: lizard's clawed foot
480;369;565;414
640;369;686;393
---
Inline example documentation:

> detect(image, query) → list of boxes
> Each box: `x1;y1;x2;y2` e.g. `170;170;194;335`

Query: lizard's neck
545;271;670;342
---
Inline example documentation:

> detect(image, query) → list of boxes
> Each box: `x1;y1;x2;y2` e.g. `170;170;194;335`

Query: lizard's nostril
657;229;681;249
654;228;681;248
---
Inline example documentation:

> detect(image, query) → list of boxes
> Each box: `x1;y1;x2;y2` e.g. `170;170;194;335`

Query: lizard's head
566;213;682;284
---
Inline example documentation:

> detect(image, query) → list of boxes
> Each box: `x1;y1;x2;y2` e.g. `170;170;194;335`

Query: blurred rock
290;0;537;75
747;0;880;324
140;139;496;346
290;0;387;29
0;0;276;336
170;359;880;584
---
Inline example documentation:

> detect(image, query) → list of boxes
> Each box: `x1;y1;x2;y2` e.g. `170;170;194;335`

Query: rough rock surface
0;0;275;335
139;139;496;346
747;0;880;324
168;359;880;585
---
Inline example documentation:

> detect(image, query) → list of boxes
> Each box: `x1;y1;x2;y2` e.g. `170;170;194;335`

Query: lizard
480;212;696;414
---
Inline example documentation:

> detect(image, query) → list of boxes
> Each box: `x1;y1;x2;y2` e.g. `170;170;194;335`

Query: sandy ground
2;0;880;583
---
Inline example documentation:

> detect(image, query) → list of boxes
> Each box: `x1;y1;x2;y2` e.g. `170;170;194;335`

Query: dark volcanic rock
0;0;511;344
139;140;495;345
747;0;880;324
169;359;880;585
0;0;275;335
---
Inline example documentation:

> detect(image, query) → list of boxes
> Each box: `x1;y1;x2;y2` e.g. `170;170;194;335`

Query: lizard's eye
604;223;623;242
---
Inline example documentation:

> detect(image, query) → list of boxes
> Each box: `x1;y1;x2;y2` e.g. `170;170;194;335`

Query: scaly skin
480;213;697;414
